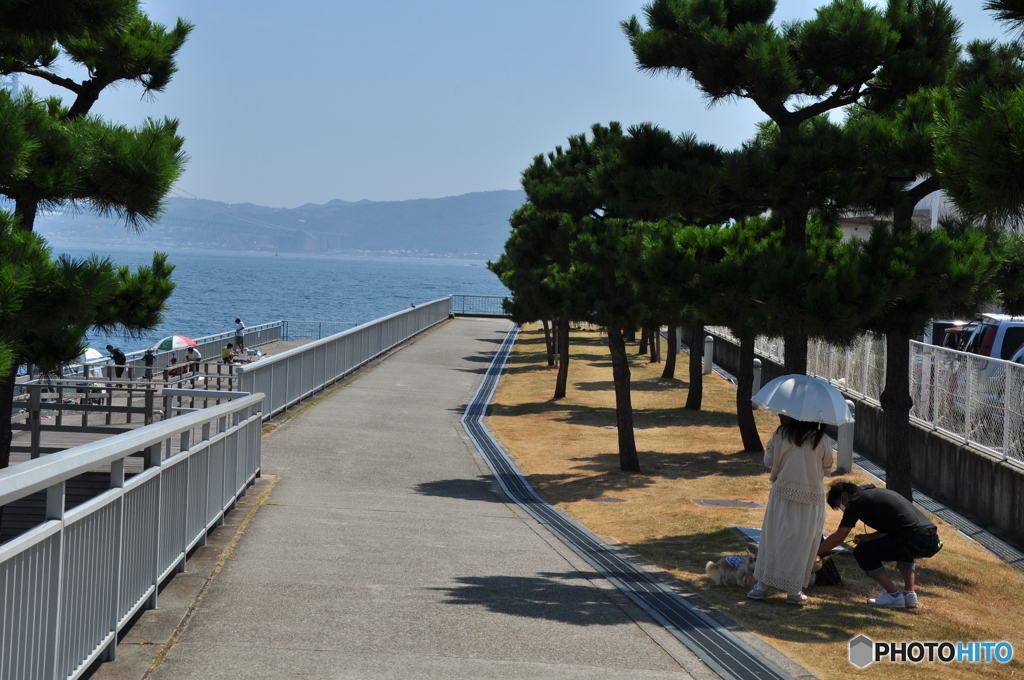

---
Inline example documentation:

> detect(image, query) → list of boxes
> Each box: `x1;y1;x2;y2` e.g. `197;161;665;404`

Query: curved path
148;318;794;680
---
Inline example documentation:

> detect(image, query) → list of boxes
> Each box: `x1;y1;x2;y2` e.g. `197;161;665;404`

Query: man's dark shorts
853;530;942;576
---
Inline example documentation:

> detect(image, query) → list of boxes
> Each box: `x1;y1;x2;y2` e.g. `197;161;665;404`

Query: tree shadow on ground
627;531;915;645
575;378;690;392
522;450;763;503
488;401;739;430
431;572;630;626
460;352;551;376
412;478;502;503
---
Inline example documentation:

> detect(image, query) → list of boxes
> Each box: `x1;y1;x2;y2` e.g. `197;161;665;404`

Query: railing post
703;336;714;375
837;400;856;474
44;479;67;670
752;358;762;394
144;387;153;426
29;384;41;459
1002;367;1011;462
965;359;973;444
105;458;125;662
863;338;871;400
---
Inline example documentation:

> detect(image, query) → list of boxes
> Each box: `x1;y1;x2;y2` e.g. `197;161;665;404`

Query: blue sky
23;1;1012;208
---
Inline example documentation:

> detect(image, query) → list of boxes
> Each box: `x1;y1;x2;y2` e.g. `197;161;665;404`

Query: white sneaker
868;590;905;608
903;591;918;608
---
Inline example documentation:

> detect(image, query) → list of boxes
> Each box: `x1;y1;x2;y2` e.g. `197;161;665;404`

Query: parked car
963;314;1024;360
932;319;978;351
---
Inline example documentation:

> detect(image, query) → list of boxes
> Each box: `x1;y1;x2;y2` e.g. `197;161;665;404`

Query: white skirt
753;488;826;593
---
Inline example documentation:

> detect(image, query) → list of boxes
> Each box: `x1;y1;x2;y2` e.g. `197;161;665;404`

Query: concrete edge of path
85;474;278;680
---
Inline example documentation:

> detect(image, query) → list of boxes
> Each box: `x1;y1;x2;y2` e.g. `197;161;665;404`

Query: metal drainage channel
461;325;794;680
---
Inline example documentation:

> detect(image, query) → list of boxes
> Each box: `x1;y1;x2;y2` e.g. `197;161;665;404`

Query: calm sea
52;244;508;354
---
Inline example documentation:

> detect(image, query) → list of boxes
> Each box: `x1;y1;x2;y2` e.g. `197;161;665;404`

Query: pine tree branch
905;174;940;206
15;64;83;95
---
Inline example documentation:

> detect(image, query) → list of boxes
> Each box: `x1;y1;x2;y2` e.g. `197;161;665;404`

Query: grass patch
488;325;1024;679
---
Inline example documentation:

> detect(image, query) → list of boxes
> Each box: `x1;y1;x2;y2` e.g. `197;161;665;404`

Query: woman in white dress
748;415;833;605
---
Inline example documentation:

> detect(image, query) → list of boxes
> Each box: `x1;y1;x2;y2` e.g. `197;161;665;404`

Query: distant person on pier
221;343;236;363
186;346;203;373
143;348;156;380
106;345;126;382
234;318;246;352
164;356;187;380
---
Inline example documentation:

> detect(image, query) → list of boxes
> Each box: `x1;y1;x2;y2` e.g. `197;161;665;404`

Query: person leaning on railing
186;346;202;374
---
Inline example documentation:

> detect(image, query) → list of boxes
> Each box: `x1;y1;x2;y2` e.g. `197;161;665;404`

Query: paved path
149;318;703;680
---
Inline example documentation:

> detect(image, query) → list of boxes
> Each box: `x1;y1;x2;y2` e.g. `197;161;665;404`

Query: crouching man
818;482;942;609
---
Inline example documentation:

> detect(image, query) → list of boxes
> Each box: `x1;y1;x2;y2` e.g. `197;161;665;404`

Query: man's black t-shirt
110;348;126;365
839;484;936;535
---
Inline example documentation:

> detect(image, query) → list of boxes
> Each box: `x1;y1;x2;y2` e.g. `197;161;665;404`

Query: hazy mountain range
33;190;525;259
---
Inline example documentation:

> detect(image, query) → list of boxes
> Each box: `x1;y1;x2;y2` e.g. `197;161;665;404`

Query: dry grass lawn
487;325;1024;679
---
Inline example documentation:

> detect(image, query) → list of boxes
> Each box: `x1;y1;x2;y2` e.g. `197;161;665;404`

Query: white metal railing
449;294;507;317
807;334;888;404
236;298;452;419
0;392;264;680
706;326;1024;467
61;321;285;382
908;342;1024;466
281;320;360;341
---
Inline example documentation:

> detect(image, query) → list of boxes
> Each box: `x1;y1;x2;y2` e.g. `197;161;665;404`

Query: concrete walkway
149;318;705;680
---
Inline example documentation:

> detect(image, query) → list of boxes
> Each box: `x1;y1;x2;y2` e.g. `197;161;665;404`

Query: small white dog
705;549;757;587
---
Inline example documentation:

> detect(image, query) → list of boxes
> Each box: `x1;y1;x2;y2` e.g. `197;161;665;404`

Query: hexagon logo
849;634;874;668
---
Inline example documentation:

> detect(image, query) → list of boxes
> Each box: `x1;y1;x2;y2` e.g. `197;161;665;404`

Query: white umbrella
79;348;104;362
751;374;854;425
78;347;106;378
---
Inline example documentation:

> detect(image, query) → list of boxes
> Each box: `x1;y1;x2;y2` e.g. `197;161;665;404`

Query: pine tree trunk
14;198;38;232
737;335;764;452
649;327;660;363
625;329;637;343
662;326;677;379
607;328;640;472
880;331;914;500
553;320;570;400
542;320;555;367
686;321;704;410
639;328;649;355
879;198;921;501
784;330;808;375
0;367;17;470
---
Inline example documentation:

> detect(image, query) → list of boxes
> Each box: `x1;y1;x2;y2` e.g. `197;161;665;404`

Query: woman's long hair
777;415;825;449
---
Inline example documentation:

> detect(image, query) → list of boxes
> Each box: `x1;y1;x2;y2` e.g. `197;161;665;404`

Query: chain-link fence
909;342;1024;465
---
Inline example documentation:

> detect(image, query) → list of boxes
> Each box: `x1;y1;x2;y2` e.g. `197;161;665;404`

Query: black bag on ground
814;536;843;587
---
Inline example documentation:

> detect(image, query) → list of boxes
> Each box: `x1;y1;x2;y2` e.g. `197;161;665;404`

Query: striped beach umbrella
153;335;198;351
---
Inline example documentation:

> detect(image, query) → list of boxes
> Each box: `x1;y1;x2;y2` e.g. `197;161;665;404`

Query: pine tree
0;215;175;469
1;4;191;229
519;123;651;471
0;2;186;468
935;39;1024;224
850;40;1024;498
623;0;959;372
488;205;575;399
